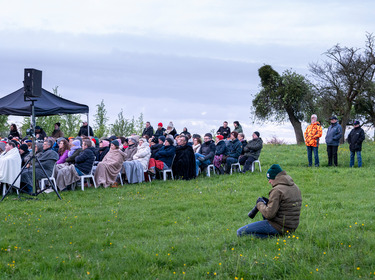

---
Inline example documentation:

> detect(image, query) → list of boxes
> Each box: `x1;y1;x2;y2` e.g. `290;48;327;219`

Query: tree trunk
340;114;350;144
286;109;305;144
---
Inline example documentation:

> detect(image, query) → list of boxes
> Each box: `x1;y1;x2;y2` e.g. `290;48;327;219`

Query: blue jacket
215;140;227;155
75;147;96;174
155;145;176;168
325;122;342;146
226;138;242;159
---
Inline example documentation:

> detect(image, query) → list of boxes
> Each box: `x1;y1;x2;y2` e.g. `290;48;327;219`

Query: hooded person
0;142;22;188
213;135;228;174
148;137;176;177
237;164;302;238
94;140;127;188
195;133;216;176
19;144;30;166
124;137;138;161
154;122;166;138
65;140;82;164
122;138;151;184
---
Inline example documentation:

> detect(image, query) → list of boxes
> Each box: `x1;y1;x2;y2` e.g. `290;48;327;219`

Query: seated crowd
0;120;263;194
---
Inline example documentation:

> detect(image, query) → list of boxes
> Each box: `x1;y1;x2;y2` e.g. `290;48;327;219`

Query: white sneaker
44;188;55;194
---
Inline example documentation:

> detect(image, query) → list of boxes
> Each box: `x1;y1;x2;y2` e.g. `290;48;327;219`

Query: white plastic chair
230;162;242;174
206;164;216;177
251;160;262;172
158;156;175;181
40;164;57;190
2;183;19;196
78;160;97;191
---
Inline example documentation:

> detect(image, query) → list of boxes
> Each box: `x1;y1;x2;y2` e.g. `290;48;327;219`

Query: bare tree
309;33;375;143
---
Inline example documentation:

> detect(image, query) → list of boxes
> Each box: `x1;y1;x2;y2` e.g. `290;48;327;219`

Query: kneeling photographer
237;164;302;238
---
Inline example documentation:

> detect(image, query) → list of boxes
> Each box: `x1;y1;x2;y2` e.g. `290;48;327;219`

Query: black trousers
239;155;256;172
327;145;338;166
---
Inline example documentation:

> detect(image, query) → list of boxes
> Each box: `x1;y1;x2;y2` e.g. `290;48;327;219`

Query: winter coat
257;170;302;234
96;146;110;162
133;142;151;170
200;140;216;162
154;127;166;138
51;129;64;139
172;144;196;180
325;122;342;146
36;129;47;140
56;150;69;164
217;126;231;139
9;130;20;139
142;126;154;138
243;138;263;159
75;147;96;174
65;148;82;164
21;148;59;186
240;139;247;155
150;143;163;158
304;122;322;147
347;127;365;152
233;125;243;134
164;128;177;137
124;144;138;161
215;140;227;155
155;145;176;168
77;125;94;137
226;138;242;159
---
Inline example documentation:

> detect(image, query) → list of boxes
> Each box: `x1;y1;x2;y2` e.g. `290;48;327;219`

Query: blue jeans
225;157;239;173
195;153;211;176
237;220;279;238
75;167;84;176
307;146;319;167
350;151;362;167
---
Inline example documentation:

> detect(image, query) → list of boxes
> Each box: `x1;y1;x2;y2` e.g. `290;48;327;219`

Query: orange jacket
304;122;322;147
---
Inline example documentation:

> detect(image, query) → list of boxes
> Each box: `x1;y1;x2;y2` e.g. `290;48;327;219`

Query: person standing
78;121;94;137
217;121;231;139
325;115;342;166
142;122;154;139
51;122;64;139
347;120;365;168
9;124;20;139
304;114;323;167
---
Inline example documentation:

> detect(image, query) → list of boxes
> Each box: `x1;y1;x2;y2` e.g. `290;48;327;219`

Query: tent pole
87;113;90;137
31;101;36;194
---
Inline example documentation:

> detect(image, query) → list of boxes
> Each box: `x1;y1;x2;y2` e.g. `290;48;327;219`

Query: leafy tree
252;65;316;144
309;33;375;143
0;115;9;138
93;100;109;138
110;110;145;137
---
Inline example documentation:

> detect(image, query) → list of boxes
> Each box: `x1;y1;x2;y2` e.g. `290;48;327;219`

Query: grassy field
1;142;375;279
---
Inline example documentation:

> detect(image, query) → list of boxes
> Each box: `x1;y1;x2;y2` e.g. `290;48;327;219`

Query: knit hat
204;133;212;139
158;122;163;127
254;131;260;137
167;121;174;128
129;137;138;144
151;137;158;144
158;136;166;143
216;135;224;140
231;131;238;138
109;135;117;141
111;139;120;147
266;164;283;180
72;140;81;147
19;144;29;152
101;140;110;147
166;138;174;146
91;138;97;145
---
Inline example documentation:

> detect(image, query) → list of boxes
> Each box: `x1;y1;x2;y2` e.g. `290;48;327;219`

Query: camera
248;196;269;219
26;128;34;137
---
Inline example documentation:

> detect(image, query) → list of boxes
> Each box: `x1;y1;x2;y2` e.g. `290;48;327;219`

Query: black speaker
24;68;42;98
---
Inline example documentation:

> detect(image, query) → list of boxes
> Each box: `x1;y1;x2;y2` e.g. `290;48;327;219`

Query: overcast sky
0;1;374;142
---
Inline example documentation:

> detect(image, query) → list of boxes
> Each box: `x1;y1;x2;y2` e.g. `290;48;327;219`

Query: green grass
1;142;375;279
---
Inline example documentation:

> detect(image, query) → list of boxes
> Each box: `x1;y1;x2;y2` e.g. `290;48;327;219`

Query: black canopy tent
0;87;90;201
0;87;89;117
